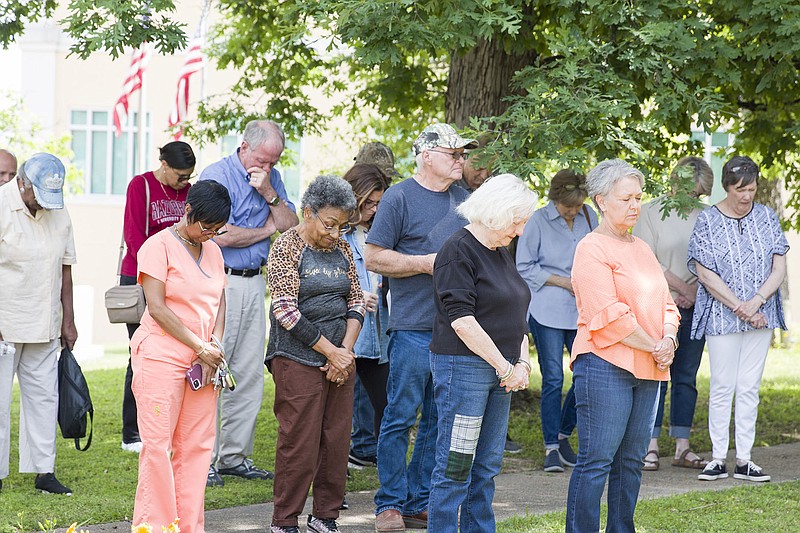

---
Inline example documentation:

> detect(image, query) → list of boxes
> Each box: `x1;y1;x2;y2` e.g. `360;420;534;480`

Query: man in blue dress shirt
200;120;298;486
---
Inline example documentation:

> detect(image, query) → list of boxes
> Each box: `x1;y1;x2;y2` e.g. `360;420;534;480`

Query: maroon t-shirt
121;171;190;277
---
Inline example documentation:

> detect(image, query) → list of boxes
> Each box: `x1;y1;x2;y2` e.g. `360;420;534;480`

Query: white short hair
457;174;538;230
586;159;645;209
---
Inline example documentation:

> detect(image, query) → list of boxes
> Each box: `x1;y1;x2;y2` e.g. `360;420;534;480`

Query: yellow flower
66;523;78;533
131;524;154;533
162;518;181;533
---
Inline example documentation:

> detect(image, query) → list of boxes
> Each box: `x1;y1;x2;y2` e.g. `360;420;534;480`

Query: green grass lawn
1;344;799;532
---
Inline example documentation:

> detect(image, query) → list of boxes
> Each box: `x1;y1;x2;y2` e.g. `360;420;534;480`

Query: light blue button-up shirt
516;200;597;330
199;149;296;270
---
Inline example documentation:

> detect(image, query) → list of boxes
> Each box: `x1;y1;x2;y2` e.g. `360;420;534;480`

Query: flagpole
198;0;211;170
137;67;147;174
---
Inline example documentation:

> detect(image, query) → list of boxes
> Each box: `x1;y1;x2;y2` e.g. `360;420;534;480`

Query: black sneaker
339;496;349;510
734;461;771;482
698;459;728;481
504;436;522;454
558;438;578;467
348;452;377;469
543;449;564;473
217;458;274;480
206;465;224;487
307;514;340;533
34;473;72;495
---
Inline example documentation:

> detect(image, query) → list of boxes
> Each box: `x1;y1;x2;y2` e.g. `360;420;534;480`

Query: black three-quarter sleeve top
430;228;530;361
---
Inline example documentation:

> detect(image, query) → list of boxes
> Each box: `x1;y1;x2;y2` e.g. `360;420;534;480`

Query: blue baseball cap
23;153;65;209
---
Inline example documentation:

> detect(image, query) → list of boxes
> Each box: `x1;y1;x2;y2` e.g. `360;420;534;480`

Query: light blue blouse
688;203;789;339
516;201;597;330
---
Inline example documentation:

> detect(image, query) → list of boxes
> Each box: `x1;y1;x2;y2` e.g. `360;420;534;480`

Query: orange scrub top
131;227;226;366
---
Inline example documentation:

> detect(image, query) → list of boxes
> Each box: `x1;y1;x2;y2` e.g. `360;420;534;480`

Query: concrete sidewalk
65;442;800;532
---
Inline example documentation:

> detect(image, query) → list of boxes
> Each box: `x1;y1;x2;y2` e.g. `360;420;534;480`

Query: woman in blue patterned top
688;155;788;484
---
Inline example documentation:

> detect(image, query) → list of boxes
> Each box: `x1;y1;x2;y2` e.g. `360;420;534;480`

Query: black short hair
186;181;231;225
721;155;759;191
159;141;196;170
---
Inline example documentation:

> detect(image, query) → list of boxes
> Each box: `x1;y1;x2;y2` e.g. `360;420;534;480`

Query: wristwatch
268;195;281;206
664;334;679;351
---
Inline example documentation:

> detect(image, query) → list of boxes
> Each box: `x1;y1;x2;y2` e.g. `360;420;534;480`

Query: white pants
213;273;267;469
706;329;773;462
0;340;59;478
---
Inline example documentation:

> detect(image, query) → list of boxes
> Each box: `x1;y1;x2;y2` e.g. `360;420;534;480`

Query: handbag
57;345;94;451
105;178;149;324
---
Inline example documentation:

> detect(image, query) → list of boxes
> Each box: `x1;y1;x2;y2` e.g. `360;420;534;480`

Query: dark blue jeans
428;354;510;533
375;331;438;516
566;353;660;533
652;307;706;439
350;374;377;458
528;317;577;446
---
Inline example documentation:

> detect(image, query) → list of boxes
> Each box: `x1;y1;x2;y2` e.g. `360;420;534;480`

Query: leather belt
224;267;263;277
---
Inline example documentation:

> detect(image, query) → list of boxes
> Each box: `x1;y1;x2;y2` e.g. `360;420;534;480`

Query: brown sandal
642;449;659;471
671;448;708;469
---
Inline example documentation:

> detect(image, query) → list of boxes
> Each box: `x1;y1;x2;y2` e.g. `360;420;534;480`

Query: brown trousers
271;356;355;527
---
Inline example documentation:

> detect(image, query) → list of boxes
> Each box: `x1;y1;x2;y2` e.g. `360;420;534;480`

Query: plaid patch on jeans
445;414;483;481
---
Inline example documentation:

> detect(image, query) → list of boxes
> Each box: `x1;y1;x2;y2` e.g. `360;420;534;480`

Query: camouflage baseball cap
413;123;478;155
354;142;399;177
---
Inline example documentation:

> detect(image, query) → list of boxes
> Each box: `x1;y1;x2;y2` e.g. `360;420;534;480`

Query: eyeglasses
314;211;351;235
170;167;195;182
428;149;466;161
198;222;228;236
363;199;380;210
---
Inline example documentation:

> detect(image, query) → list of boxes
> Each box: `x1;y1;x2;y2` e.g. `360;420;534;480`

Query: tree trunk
445;39;536;128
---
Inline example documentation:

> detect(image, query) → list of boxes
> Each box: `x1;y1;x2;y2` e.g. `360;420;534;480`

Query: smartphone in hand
186;363;203;390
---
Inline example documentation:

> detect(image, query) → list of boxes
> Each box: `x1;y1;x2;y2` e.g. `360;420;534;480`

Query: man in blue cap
0;153;77;495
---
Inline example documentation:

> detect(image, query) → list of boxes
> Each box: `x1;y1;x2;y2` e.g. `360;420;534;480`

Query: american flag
113;44;153;137
168;38;205;140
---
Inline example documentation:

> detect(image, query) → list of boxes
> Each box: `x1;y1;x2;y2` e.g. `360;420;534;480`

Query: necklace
174;224;199;247
157;170;179;201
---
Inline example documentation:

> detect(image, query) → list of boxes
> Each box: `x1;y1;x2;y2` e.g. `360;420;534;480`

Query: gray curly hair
301;175;358;214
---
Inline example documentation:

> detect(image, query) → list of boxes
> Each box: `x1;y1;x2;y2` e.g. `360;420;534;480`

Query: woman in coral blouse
130;180;231;533
566;159;680;533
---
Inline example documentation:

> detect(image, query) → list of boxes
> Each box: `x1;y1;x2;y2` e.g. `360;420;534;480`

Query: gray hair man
0;150;17;185
365;123;477;531
0;153;77;495
200;120;299;486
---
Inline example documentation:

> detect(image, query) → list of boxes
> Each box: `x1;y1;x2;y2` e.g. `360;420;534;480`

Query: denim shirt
345;228;382;359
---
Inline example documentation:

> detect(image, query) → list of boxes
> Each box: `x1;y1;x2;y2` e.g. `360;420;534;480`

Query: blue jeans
375;331;438;515
566;353;660;533
351;374;377;458
529;317;577;445
428;354;510;533
652;307;706;439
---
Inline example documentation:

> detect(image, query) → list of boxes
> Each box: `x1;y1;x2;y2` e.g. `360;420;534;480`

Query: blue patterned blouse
687;203;789;339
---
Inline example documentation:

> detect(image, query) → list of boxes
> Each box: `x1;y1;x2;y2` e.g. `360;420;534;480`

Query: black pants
354;357;389;438
120;274;141;444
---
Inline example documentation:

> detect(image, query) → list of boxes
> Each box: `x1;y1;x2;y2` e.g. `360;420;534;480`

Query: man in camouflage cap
355;142;400;178
366;123;475;531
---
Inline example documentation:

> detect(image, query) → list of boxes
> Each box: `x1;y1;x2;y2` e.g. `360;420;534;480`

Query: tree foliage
4;0;800;224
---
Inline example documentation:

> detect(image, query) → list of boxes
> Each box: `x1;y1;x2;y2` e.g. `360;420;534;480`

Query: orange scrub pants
132;355;217;533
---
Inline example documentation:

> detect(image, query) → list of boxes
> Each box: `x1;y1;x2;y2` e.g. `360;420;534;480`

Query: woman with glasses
120;141;196;453
130;180;231;532
266;175;366;533
342;163;391;466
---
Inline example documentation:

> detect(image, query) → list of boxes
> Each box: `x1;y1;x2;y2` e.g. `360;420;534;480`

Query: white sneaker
121;441;143;453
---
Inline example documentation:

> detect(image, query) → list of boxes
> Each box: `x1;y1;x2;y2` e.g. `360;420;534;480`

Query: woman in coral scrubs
130;180;231;533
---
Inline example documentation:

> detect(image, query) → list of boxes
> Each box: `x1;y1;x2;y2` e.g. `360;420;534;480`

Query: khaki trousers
214;273;267;469
0;340;59;478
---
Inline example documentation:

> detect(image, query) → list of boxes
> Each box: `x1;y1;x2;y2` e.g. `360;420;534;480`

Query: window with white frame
70;110;151;195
